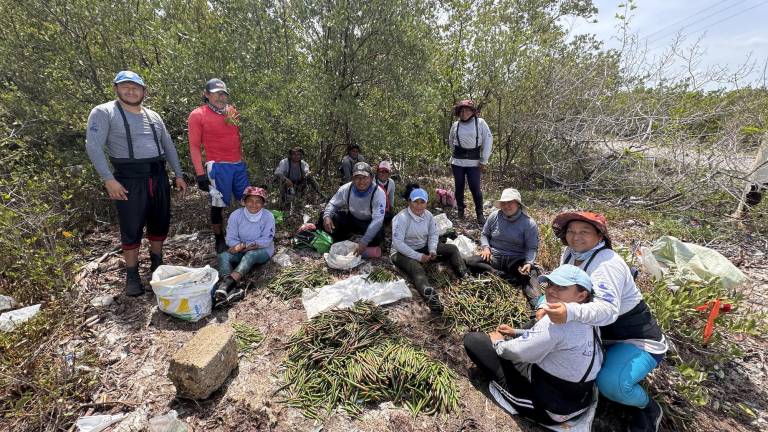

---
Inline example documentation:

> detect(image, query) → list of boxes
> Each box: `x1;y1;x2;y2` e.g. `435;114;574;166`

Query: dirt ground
64;187;768;432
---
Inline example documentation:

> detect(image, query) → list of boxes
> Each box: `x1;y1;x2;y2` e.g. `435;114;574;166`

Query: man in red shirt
188;79;250;253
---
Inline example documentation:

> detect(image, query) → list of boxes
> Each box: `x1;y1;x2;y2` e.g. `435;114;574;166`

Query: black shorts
318;211;384;246
113;161;171;250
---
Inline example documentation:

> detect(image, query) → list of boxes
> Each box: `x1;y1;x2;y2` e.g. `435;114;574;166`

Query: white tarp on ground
302;274;412;318
639;235;746;289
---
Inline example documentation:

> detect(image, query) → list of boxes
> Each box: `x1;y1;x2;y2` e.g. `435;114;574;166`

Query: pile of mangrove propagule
267;261;332;299
279;301;459;418
442;273;531;332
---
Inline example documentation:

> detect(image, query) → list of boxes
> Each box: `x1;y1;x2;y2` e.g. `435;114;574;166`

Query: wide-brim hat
552;211;611;247
453;99;477;115
241;186;268;203
377;161;392;173
495;188;523;208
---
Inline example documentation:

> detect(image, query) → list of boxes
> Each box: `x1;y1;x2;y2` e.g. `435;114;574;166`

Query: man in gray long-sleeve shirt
466;188;539;293
321;162;385;255
85;70;187;297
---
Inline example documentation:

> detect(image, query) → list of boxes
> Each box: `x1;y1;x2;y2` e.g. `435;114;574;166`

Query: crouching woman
391;188;467;314
463;264;601;426
215;186;275;303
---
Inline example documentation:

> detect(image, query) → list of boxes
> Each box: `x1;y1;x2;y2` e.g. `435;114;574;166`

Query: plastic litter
273;252;293;267
302;274;412;318
0;295;17;312
324;240;364;270
148;410;188;432
90;295;115;308
0;304;41;332
433;213;453;236
648;235;746;289
150;265;219;322
75;413;126;432
446;234;478;259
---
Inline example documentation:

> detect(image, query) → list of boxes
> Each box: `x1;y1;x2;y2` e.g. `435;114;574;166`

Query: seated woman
465;188;539;294
543;211;667;431
391;188;467;314
463;264;601;426
215;186;275;303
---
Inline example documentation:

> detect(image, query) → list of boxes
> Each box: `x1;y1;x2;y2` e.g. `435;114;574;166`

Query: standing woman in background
448;99;492;225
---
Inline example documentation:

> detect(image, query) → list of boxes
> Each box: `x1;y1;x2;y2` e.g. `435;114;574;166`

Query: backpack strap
115;101;135;159
454;116;480;150
564;244;610;272
578;327;602;384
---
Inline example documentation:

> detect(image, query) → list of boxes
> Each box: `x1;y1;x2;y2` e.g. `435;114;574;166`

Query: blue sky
563;0;768;88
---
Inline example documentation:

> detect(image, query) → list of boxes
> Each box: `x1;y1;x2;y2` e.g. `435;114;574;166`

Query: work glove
196;175;210;192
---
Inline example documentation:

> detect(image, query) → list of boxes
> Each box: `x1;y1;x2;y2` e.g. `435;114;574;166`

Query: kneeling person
391;188;467;314
321;162;386;256
463;264;601;426
215;187;275;303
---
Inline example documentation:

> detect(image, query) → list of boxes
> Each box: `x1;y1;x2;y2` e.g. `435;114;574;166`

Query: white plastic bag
324;240;363;270
0;295;17;312
273;252;292;267
150;265;218;322
75;414;126;432
433;213;453;236
148;410;188;432
0;304;41;332
447;235;477;259
302;274;411;318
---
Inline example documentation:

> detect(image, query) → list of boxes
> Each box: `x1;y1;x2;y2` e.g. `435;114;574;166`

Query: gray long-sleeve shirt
339;154;365;182
391;208;438;260
480;209;539;263
85;101;183;181
274;158;310;183
323;182;386;245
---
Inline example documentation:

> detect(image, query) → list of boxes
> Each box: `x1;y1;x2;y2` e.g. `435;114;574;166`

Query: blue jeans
596;342;661;408
451;164;483;213
217;249;271;278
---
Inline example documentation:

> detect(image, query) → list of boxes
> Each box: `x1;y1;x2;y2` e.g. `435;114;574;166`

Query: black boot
457;208;465;219
214;275;237;304
215;234;227;254
422;286;444;315
628;398;663;432
150;252;163;273
125;266;144;297
476;210;486;226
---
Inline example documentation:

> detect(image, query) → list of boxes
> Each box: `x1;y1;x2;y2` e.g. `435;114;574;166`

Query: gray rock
0;295;17;312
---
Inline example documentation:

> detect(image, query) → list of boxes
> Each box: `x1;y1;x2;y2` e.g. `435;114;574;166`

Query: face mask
207;102;227;115
244;208;263;223
570;240;606;262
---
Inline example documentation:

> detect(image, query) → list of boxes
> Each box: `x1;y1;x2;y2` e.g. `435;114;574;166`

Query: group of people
85;71;664;431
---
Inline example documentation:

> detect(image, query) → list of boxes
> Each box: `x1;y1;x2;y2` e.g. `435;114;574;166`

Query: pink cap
377;161;392;172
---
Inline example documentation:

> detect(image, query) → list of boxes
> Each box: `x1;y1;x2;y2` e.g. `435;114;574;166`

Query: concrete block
168;324;238;399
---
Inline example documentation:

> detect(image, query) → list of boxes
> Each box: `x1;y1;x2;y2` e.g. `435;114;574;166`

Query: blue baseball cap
113;71;145;87
538;264;593;292
409;188;429;202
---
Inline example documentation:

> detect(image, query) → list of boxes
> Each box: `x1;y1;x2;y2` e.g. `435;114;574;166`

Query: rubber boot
457;208;465;219
214;275;237;305
476;209;486;226
215;233;227;254
150;252;163;273
125;266;144;297
422;286;444;315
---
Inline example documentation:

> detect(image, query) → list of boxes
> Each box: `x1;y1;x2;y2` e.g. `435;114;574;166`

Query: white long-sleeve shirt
561;248;668;354
448;116;493;167
391;208;438;260
495;316;602;383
